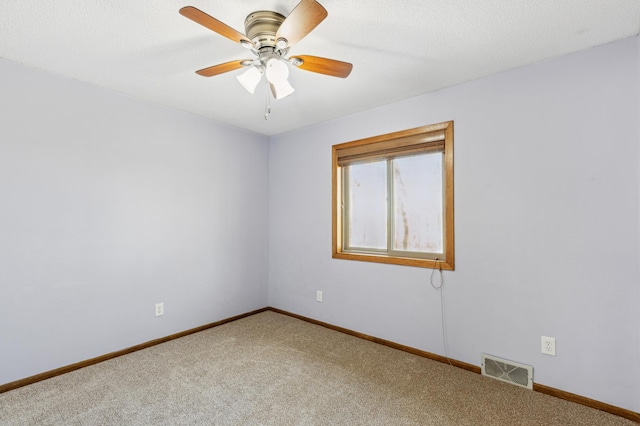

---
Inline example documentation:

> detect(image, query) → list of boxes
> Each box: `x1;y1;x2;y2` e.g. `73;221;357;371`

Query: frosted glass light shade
266;58;294;99
236;67;262;94
265;58;289;83
269;80;295;99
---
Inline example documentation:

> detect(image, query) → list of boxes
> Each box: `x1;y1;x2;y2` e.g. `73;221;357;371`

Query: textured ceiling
1;1;639;136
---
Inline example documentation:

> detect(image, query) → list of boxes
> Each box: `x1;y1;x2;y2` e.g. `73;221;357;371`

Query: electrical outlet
155;302;164;317
316;290;323;302
541;336;556;356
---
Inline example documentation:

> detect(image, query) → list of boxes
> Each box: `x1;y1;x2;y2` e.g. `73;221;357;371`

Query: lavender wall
0;59;270;385
269;36;640;412
1;35;638;414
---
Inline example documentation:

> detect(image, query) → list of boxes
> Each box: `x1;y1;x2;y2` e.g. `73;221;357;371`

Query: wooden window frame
332;121;454;270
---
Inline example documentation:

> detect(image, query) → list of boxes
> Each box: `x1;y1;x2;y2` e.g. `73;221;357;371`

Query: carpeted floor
0;311;635;425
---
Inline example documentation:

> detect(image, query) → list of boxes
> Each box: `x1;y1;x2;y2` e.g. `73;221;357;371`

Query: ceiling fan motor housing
244;11;285;49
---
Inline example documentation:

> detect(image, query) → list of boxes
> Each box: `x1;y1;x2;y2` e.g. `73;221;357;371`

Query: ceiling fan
179;0;353;103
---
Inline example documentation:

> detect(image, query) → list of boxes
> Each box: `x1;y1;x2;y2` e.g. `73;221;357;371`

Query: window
332;121;454;269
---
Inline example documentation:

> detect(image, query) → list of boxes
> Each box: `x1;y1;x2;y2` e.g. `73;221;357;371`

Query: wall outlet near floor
155;302;164;317
316;290;323;302
541;336;556;356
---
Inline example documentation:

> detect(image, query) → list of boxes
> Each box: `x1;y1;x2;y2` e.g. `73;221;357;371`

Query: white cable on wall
430;260;452;366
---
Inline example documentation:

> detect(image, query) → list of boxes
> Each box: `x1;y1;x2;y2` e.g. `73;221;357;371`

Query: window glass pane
392;153;443;253
346;161;387;250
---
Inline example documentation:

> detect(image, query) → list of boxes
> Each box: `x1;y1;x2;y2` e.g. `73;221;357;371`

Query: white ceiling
1;1;639;136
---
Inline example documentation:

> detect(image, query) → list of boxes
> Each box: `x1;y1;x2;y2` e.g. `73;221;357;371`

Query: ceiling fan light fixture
269;80;295;100
236;66;263;94
265;58;294;99
265;58;289;83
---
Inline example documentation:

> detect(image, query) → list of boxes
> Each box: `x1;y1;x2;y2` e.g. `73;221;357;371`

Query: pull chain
264;80;271;120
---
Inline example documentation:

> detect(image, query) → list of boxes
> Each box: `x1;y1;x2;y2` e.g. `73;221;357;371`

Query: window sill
332;251;454;270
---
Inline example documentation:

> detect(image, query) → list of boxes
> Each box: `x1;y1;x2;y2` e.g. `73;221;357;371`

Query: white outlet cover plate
541;336;556;356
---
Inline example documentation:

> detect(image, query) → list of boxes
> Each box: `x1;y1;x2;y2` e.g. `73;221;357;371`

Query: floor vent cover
481;354;533;390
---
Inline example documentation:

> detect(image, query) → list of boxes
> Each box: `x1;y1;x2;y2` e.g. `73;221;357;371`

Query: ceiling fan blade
290;55;353;78
196;60;247;77
180;6;251;45
275;0;327;47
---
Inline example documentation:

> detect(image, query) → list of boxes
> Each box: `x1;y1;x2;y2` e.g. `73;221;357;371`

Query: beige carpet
0;311;634;425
